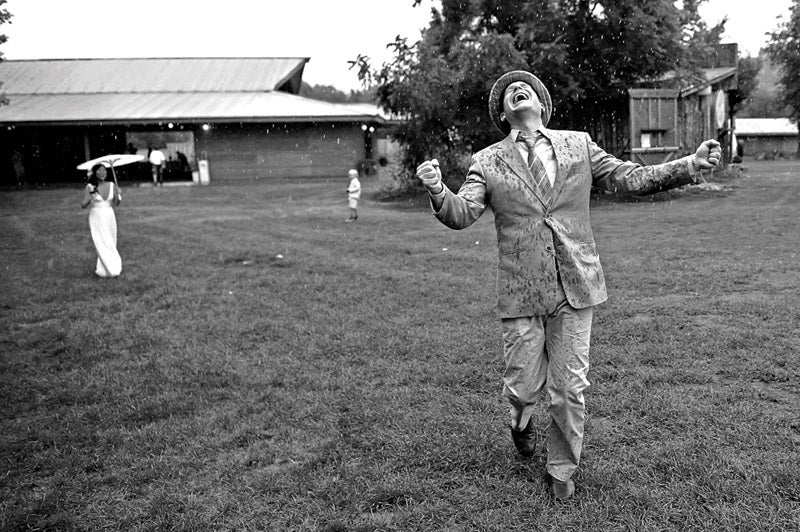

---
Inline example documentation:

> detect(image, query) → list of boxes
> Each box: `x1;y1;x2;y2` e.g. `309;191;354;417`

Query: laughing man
416;70;721;500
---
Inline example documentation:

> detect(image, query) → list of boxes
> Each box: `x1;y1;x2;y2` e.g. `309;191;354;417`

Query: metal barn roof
0;92;388;125
0;58;386;125
0;57;309;93
735;118;799;136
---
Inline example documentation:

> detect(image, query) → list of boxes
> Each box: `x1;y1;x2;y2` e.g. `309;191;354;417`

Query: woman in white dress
80;163;122;277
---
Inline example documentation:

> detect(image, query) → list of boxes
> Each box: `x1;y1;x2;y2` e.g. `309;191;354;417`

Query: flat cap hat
488;70;552;134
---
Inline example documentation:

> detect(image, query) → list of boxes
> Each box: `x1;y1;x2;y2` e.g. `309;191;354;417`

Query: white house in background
735;118;799;159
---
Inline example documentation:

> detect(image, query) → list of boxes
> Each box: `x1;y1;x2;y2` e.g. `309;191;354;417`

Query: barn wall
195;122;368;182
738;135;799;158
0;126;125;185
557;96;629;158
0;121;373;185
679;95;709;156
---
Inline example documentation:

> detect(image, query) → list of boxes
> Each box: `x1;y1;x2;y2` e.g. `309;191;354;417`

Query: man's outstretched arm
591;139;722;195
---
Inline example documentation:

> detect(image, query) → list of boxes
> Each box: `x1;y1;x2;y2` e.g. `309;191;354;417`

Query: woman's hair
89;163;105;187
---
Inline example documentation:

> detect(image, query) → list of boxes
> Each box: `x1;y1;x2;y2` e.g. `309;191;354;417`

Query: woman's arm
111;183;122;207
80;185;94;209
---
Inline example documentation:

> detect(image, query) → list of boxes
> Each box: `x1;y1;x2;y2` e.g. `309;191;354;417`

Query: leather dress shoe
550;476;575;500
510;420;538;457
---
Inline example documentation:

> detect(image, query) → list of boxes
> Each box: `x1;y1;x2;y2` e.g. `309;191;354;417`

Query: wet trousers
501;283;593;482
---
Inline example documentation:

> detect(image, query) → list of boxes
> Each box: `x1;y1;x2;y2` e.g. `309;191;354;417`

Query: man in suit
416;70;721;500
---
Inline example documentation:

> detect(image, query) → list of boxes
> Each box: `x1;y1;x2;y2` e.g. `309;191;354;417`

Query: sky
0;0;794;93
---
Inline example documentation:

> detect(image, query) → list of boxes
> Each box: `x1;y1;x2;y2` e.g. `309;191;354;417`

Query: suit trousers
500;282;593;482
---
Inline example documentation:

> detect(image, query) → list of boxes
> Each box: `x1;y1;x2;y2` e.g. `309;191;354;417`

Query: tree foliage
735;55;790;118
353;0;724;188
765;0;800;121
734;56;762;110
0;0;10;107
298;82;376;104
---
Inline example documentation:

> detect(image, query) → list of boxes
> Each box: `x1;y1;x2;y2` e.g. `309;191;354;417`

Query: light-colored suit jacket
433;128;699;318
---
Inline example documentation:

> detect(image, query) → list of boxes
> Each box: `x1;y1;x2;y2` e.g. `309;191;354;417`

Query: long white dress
88;183;122;277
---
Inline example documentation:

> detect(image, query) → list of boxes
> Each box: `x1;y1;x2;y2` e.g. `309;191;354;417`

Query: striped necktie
517;131;551;193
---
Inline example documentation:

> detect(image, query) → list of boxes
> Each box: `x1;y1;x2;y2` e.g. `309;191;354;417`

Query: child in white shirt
345;169;361;222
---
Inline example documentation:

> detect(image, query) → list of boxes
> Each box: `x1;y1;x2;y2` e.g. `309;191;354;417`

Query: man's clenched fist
416;159;444;194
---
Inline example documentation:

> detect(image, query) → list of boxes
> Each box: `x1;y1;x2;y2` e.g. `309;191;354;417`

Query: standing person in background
345;168;361;222
415;70;721;500
176;151;191;179
81;163;122;278
11;149;26;186
148;146;166;187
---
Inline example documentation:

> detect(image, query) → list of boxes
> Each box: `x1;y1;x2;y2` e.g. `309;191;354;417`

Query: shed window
640;129;667;148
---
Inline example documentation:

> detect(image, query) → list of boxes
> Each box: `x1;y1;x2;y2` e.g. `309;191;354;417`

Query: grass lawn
1;160;798;531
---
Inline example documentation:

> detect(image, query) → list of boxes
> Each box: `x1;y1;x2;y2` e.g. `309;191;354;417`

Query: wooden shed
575;44;739;167
627;67;737;165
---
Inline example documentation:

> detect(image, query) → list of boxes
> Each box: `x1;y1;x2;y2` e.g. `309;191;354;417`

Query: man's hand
695;139;722;169
416;159;444;194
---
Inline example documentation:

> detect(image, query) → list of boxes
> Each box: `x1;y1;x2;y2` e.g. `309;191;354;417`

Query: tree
765;0;800;121
736;55;791;118
733;55;762;113
0;0;10;107
299;82;376;104
353;0;723;190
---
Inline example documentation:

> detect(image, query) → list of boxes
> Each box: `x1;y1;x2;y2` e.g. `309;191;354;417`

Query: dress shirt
511;129;557;186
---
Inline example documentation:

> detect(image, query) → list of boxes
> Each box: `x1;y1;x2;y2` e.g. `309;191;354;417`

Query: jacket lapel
543;128;569;203
495;134;545;206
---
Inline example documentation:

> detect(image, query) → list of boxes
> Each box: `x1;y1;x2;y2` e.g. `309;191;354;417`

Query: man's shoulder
543;128;588;141
474;139;507;157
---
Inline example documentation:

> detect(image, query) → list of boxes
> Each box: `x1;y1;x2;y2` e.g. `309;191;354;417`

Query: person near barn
148;146;166;187
345;168;361;222
415;70;721;500
80;163;122;278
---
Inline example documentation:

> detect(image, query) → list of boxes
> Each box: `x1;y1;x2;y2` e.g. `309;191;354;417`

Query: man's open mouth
513;92;529;104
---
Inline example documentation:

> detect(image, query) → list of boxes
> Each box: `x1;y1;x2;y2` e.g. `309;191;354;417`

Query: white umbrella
76;154;145;171
77;154;145;188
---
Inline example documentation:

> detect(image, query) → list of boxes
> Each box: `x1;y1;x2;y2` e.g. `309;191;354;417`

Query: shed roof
0;58;386;126
652;66;737;97
735;118;799;136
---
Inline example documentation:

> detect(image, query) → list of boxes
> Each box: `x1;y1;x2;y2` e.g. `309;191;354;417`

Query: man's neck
507;116;543;134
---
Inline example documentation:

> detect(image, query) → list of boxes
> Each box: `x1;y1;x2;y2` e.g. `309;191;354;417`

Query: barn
0;58;387;185
734;118;799;159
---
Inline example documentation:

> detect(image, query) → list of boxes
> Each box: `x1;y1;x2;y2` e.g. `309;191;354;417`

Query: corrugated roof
0;58;309;93
700;67;737;85
652;67;737;97
735;118;799;136
0;58;390;125
0;92;387;125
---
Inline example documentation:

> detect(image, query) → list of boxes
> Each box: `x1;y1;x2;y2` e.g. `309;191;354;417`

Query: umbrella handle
109;165;121;202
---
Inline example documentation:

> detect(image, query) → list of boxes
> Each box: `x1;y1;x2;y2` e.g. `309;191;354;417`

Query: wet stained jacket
433;128;699;318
